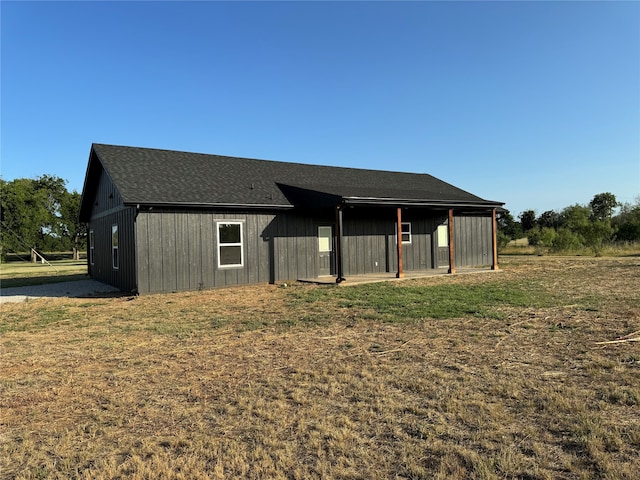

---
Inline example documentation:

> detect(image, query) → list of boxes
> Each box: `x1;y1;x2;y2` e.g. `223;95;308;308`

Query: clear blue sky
2;1;639;217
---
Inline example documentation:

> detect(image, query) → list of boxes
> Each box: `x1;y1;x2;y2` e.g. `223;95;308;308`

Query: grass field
0;259;88;289
1;256;639;479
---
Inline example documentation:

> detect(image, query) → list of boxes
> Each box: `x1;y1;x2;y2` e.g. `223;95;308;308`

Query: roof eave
127;201;295;211
342;196;504;209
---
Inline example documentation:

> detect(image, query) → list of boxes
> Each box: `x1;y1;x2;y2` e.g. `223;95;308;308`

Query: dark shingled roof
80;143;502;220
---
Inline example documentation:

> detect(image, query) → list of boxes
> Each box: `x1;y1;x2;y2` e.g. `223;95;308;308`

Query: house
79;144;504;294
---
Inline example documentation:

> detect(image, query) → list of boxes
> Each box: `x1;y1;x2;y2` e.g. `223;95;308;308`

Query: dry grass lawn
1;256;639;479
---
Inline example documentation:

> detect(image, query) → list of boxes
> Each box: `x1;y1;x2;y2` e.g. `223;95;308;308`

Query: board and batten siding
86;169;137;292
341;211;493;274
453;215;494;267
341;216;391;275
135;210;320;294
88;207;137;292
340;210;440;275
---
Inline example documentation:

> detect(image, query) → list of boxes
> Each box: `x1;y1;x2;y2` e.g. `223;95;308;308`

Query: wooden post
491;208;499;270
396;207;404;278
335;206;345;283
448;208;455;274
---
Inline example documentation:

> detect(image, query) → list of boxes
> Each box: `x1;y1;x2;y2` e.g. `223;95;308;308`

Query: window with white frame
112;225;119;269
217;221;244;268
396;222;412;244
437;224;449;247
89;230;95;265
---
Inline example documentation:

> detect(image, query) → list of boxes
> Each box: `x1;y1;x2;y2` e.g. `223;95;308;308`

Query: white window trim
396;222;412;244
217;221;244;268
111;224;119;270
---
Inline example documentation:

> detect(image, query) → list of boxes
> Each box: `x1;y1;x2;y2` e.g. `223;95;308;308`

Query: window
401;222;412;244
89;230;95;265
217;221;243;268
318;226;332;252
112;225;119;270
437;224;449;247
396;222;412;244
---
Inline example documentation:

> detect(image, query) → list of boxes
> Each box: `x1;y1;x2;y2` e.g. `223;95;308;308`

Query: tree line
497;192;640;255
0;175;85;262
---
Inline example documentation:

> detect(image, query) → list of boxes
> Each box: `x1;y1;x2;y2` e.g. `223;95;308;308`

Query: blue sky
2;1;638;217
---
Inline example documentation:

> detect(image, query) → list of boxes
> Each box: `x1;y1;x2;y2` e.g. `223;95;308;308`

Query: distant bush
552;228;582;252
499;193;640;257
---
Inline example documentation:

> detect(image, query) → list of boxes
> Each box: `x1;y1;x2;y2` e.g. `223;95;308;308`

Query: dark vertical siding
341;210;492;275
200;214;215;289
135;210;319;293
343;211;393;276
454;215;493;267
188;212;203;290
147;213;164;293
176;214;190;291
136;213;149;291
380;214;438;274
130;207;494;294
91;169;124;216
88;207;137;292
87;170;137;292
271;212;317;282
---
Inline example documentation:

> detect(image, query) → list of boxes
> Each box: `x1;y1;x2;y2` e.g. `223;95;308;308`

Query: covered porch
279;183;504;283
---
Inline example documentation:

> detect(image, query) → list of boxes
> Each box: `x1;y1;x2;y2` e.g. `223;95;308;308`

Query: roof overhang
277;183;504;211
342;196;504;210
129;201;294;211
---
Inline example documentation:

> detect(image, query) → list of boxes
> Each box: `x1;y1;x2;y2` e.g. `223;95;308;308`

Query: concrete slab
0;279;121;303
299;267;498;286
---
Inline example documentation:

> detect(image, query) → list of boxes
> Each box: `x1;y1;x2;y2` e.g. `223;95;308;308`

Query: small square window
396;222;412;244
401;222;411;244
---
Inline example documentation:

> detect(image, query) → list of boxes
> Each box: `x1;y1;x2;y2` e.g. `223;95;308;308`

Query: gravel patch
0;280;121;303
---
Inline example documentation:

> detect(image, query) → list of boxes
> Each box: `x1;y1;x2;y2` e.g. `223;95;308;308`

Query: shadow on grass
0;273;90;289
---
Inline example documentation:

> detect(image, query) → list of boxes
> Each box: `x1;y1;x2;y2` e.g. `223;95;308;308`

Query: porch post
448;208;456;274
335;205;345;283
491;208;499;270
396;207;404;278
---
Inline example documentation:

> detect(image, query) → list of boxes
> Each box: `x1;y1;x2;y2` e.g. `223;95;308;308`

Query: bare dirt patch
1;256;639;479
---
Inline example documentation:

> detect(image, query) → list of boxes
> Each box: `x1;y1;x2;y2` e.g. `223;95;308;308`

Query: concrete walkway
0;279;121;304
299;267;498;286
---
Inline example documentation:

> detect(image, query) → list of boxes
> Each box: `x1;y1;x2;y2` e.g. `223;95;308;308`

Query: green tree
559;204;590;232
613;198;640;242
557;202;615;255
0;175;71;262
552;228;583;252
589;192;618;222
519;210;537;232
59;190;86;260
1;178;49;261
528;227;557;254
537;210;560;229
497;209;522;240
581;220;615;256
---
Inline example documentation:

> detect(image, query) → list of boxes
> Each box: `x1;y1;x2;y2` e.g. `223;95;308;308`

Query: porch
298;266;499;286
